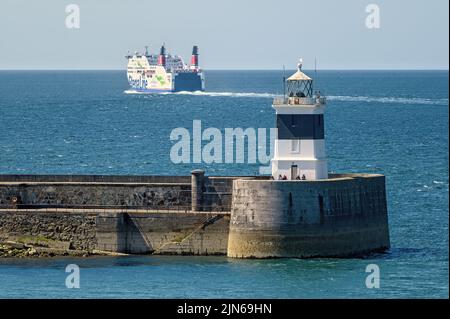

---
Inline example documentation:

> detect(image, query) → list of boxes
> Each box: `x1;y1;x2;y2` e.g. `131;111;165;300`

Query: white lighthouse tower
271;59;328;180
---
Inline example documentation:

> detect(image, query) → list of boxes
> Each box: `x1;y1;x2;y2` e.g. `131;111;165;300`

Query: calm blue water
0;70;448;298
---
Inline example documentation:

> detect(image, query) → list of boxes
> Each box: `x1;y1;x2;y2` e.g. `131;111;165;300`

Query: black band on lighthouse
277;114;324;139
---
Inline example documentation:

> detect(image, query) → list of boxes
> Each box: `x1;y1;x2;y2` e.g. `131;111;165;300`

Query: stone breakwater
0;211;97;252
0;172;390;258
0;209;231;258
0;243;95;258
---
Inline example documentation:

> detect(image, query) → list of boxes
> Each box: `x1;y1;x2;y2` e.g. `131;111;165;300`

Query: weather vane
298;58;303;71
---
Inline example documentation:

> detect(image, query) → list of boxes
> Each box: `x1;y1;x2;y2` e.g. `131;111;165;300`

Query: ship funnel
191;45;199;69
158;44;166;67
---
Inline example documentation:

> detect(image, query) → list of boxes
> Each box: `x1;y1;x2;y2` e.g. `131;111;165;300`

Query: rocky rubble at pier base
0;241;98;258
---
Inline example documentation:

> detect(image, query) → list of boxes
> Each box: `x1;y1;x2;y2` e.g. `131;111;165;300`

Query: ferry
126;45;205;93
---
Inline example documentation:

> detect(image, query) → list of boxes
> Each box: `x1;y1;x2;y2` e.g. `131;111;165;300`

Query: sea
0;70;448;298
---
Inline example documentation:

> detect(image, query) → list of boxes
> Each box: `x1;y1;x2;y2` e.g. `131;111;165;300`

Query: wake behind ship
126;45;205;93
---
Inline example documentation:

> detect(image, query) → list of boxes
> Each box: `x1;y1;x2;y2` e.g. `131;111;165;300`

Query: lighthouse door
290;165;298;180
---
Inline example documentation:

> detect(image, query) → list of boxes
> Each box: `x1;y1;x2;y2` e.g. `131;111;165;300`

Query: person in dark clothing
301;174;306;180
282;175;287;180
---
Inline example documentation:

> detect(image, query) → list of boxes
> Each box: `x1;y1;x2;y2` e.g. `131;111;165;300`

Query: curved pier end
227;173;390;258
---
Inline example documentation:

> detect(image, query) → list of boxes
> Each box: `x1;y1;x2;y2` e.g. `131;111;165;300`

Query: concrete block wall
227;174;390;258
95;211;230;255
191;172;267;212
203;177;235;211
95;212;127;252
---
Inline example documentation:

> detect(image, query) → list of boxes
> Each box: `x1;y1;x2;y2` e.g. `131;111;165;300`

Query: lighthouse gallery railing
273;96;326;106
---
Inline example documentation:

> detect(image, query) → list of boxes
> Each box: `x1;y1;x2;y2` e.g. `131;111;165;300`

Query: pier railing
0;204;231;214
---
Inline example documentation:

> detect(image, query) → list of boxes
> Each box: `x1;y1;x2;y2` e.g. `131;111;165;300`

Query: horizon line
0;68;448;72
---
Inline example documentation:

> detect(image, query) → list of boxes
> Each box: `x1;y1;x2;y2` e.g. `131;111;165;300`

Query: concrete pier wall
0;209;230;255
0;173;390;258
227;173;390;258
96;211;230;255
0;174;238;211
198;176;268;212
0;175;191;184
0;182;191;208
0;174;233;256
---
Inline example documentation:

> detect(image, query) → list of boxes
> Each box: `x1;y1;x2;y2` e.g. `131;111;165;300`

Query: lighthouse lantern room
271;59;328;180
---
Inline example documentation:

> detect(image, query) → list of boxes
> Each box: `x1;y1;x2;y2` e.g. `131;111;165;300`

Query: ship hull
129;88;173;93
127;71;204;93
173;72;204;92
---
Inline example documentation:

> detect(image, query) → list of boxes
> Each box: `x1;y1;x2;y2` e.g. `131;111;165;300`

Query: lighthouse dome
287;69;312;82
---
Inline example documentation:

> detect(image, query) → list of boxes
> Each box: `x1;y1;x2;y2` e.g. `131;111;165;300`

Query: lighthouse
228;60;390;258
271;59;328;180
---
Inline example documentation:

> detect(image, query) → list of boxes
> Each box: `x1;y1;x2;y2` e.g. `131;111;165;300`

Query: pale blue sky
0;0;448;70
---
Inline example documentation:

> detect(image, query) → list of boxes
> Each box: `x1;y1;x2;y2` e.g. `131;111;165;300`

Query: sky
0;0;448;70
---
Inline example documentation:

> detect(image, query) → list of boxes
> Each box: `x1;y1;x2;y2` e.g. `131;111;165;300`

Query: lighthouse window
291;140;300;153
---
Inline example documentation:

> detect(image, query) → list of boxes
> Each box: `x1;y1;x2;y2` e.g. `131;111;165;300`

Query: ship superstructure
126;45;205;93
